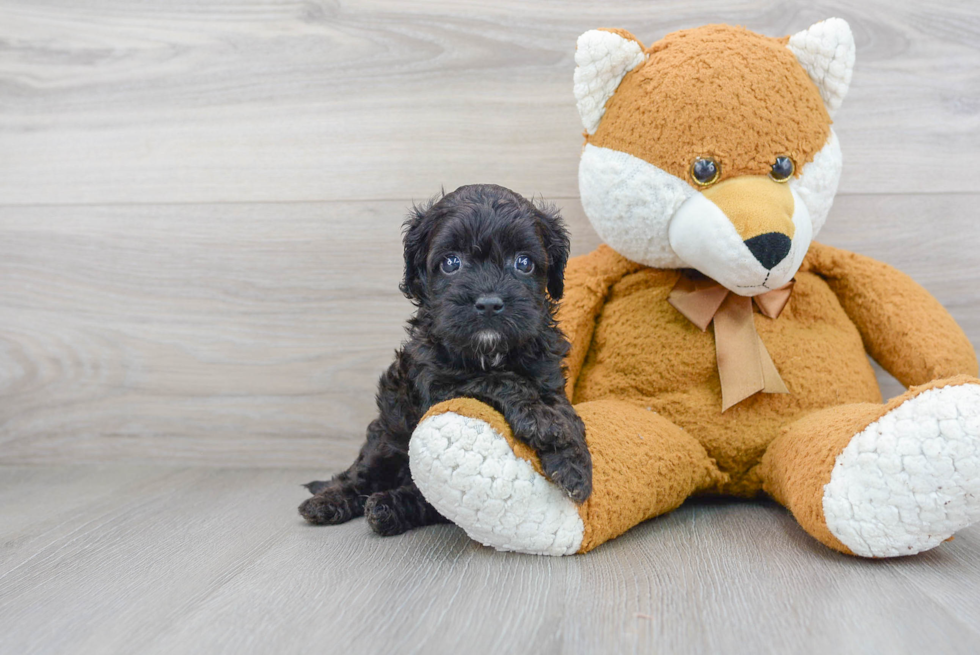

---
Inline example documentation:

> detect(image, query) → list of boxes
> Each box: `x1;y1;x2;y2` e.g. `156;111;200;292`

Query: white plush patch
578;144;691;269
787;18;855;117
785;188;813;282
823;384;980;557
579;129;840;281
574;30;647;135
790;129;842;239
409;412;585;556
667;187;812;296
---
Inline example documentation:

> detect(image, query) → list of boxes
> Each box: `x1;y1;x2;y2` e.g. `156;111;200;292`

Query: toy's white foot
409;411;584;556
823;383;980;557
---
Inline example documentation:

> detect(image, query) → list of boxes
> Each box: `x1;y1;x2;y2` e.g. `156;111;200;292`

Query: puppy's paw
298;488;363;525
364;491;408;537
540;445;593;503
511;404;592;502
514;405;569;448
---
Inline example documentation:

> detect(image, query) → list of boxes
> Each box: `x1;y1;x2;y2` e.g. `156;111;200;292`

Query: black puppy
299;184;591;536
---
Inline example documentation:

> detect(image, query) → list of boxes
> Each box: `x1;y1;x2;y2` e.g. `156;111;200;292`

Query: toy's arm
557;245;643;399
805;241;978;386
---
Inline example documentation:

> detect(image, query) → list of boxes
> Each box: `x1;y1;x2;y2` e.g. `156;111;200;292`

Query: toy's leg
759;376;980;557
409;397;725;555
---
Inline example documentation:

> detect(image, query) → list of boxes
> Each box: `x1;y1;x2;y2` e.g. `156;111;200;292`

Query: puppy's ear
534;202;571;300
400;197;440;302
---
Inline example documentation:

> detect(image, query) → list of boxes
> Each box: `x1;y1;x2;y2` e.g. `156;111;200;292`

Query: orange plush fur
591;25;831;183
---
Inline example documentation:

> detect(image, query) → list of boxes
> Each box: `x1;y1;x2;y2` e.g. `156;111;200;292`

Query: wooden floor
2;1;980;653
1;465;978;655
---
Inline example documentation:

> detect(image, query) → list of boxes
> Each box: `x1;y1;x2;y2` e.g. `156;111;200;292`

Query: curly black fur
299;184;591;536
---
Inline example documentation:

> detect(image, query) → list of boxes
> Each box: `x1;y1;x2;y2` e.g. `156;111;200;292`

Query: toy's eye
514;254;534;274
440;254;461;274
691;157;720;186
769;156;795;182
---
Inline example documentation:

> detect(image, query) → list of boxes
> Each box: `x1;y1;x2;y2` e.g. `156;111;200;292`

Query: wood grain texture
1;0;979;204
1;465;978;655
1;194;977;465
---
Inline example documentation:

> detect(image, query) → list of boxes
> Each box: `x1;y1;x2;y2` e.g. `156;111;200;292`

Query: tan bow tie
668;271;794;411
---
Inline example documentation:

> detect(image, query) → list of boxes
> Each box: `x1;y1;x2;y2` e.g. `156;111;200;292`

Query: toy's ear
787;18;856;117
400;198;440;303
574;29;647;135
534;202;571;300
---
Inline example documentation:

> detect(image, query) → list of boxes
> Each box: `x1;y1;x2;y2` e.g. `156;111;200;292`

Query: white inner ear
573;30;647;134
787;17;855;117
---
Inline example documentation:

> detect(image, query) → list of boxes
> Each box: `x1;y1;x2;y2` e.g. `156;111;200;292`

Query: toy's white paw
409;411;584;556
823;383;980;557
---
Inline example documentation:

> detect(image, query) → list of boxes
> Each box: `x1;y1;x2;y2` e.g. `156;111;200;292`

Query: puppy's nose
474;295;505;316
744;232;792;270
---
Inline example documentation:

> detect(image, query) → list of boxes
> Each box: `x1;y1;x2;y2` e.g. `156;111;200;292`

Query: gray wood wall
2;0;979;467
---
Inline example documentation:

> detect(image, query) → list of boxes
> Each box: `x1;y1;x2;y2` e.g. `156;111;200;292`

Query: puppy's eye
691;157;720;186
440;255;461;275
769;156;795;182
514;254;534;274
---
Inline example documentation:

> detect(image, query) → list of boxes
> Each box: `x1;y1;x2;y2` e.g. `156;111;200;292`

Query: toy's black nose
474;295;505;316
744;232;792;270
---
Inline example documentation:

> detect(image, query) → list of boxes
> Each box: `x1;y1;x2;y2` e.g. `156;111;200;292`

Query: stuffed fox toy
408;19;980;557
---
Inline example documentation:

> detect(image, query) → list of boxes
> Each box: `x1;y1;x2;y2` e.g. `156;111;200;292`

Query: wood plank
1;194;977;465
0;466;978;655
1;1;979;204
0;200;414;466
0;465;176;551
563;500;980;654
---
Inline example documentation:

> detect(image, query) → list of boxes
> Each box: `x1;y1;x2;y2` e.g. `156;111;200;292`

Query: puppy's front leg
533;397;592;503
510;395;592;503
452;376;592;502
